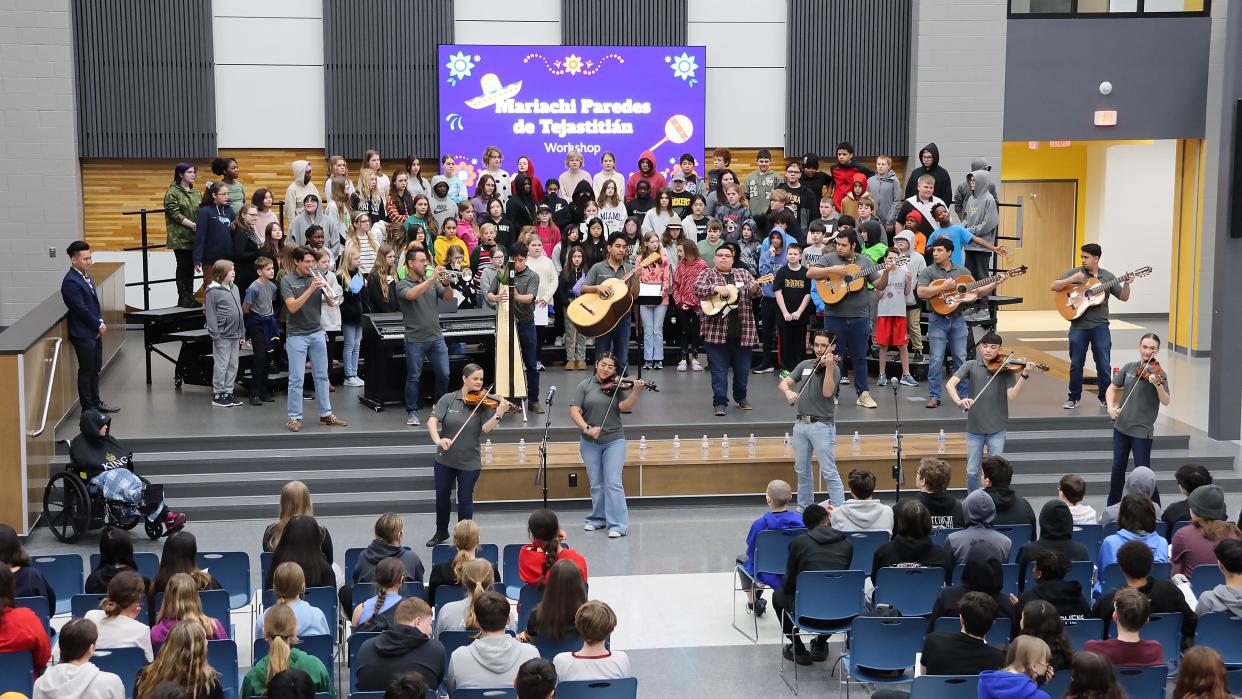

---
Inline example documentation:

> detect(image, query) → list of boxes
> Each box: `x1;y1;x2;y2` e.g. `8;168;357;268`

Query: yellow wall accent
1170;139;1205;352
1002;141;1091;251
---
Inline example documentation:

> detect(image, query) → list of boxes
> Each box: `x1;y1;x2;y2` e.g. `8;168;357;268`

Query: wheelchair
42;463;167;543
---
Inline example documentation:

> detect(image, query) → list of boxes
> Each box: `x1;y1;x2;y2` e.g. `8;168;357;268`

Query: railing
26;337;62;437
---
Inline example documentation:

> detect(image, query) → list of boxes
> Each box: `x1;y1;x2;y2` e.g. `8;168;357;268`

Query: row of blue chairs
909;666;1180;699
344;681;636;699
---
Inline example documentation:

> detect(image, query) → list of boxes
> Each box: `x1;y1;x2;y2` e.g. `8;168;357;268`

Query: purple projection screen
437;44;706;190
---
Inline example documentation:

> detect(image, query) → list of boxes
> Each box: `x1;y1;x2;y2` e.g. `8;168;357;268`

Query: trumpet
438;268;473;283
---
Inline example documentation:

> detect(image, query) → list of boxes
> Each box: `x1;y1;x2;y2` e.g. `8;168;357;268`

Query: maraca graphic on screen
647;114;695;153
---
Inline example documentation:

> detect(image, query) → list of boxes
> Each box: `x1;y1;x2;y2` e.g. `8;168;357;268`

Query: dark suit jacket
61;268;102;339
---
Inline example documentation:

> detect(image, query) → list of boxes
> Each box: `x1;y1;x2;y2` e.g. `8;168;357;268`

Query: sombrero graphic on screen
465;73;523;109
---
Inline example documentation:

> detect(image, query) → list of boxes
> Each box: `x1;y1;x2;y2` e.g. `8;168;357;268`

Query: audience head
1175;463;1213;496
158;572;216;639
1038;500;1075;542
537;559;587;641
103;570;146;618
0;523;30;567
271;481;314;548
1034;550;1070;583
1216;538;1242;577
384;672;431;699
527;509;564;584
917;457;951;493
847;469;876;500
461;558;497;630
1118;493;1157;534
981;456;1013;488
1067;651;1123;699
1058;474;1086;505
1173;646;1233;699
1003;635;1053;684
474;591;511;633
958;591;999;638
1189;485;1239;541
893;499;933;541
963;489;998;527
272;561;307;604
266;668;315;699
135;620;215;699
1019;600;1073;667
153;530;203;595
268;515;328;587
58;617;99;663
375;512;404;545
98;525;139;569
451;519;482;582
374;557;406;594
515;657;557;699
801;503;829;530
1116;539;1156;581
393;598;433;637
575;600;618;644
765;480;793;509
961;542;1006;595
1111;586;1151;632
263;604;300;684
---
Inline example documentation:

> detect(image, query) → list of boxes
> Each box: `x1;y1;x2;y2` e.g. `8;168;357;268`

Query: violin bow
1116;355;1158;415
794;350;839;402
448;383;499;445
966;351;1017;411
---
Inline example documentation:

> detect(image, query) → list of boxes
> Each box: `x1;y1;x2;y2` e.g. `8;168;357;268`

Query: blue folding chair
932;615;1011;646
502;543;524;596
1063;617;1106;650
911;674;980;699
0;650;34;695
1191;564;1226;599
435;584;466;614
874;566;945;616
1021;560;1094;595
1099;562;1171;593
348;630;380;692
929;528;961;548
1109;612;1183;673
846;531;890;574
344;547;365;582
1103;522;1119;538
440;629;479;674
207;639;239;699
780;570;866;693
994;524;1032;562
450;689;517;698
1194;612;1242;664
555;678;638;698
351;581;427;608
153;589;232;638
1228;664;1242;695
91;646;147;698
531;631;586;660
1043;668;1071;699
840;616;927;698
32;553;83;615
1071;525;1103;564
197;552;251;610
303;586;338;639
517;584;545;633
254;634;333;681
260;551;273;587
433;543;500;567
951;563;1018;597
731;528;806;642
91;551;160;580
1115;665;1168;699
72;592;107;618
15;596;52;635
1169;520;1192;540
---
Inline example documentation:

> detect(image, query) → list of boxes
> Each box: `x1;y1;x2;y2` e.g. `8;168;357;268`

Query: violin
983;351;1049;374
463;390;507;409
598;375;659;395
1135;358;1165;385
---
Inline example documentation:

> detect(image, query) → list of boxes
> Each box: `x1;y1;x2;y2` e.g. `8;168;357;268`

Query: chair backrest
928;529;962;548
1042;667;1071;699
1114;665;1168;699
0;652;33;695
502;543;524;595
847;616;927;674
32;553;84;615
950;563;1018;597
791;570;866;627
432;542;500;567
434;584;467;614
350;581;427;609
752;528;807;578
847;531;890;573
517;584;545;633
71;592;108;618
91;551;160;580
911;674;980;699
344;547;365;583
993;524;1032;562
15;596;50;630
1169;519;1192;539
874;567;945;617
1190;564;1226;599
1227;663;1242;696
90;646;146;699
449;689;518;698
260;550;274;587
206;639;239;699
932;616;1011;646
439;629;479;674
348;630;381;691
555;677;639;699
1194;612;1242;664
303;586;338;640
1021;560;1094;595
253;633;334;681
1063;617;1106;650
1071;525;1104;564
152;589;232;638
1099;562;1171;593
531;631;586;660
197;551;252;609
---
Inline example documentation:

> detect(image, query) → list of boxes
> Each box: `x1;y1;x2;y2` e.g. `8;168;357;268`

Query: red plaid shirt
694;265;758;346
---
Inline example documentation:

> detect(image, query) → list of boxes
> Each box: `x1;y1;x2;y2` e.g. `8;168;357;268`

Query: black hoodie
545;182;574;231
352;539;426;585
871;535;953;581
779;525;854;599
570;179;596;225
69;410;133;478
1014;501;1090;589
986;486;1038;533
506;174;537;231
1012;579;1091;625
354;622;446;691
626;181;654;217
930;542;1015;624
905;492;966;530
903;142;953;204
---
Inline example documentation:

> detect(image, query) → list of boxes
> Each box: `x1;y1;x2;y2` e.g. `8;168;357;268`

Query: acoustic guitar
926;265;1028;316
1054;266;1152;321
815;253;910;304
700;274;774;316
566;252;662;338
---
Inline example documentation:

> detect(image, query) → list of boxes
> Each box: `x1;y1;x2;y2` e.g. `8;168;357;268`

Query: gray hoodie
204;281;243;340
428;175;457;232
445;633;539;692
953;158;998;220
868;169;903;227
289;206;345;258
1099;466;1164;526
893;230;927;304
1195;582;1242;616
963;169;999;249
33;661;125;699
944;490;1013;565
831;498;894;533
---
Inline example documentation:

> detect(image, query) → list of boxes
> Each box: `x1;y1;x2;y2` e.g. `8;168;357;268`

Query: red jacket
625;150;666;200
0;606;52;674
518;541;589;586
830;160;876;209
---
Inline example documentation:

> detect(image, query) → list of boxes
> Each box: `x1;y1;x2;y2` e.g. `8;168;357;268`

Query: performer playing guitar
1049;243;1134;410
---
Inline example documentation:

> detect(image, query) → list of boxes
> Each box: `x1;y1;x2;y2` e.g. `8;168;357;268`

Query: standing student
471;174;499;221
523;235;558;368
194;183;235;280
387;171;417;229
513;155;543;203
777;161;814;232
625;150;666;200
828;143;875;209
404;156;432;198
671;239;706;372
281;246;347;432
165;163;200;307
229;205;262;294
557;151;591;197
580;233;637;375
661;219;691;272
283;159;319;225
685;194;710;240
592;151;625;199
903;142;953;203
917;237;997;409
695;243;762;416
637;232;671;369
352;168;387;225
677;152;700;193
778;331;844;508
205;260;245;409
62;241;119;413
480;145;512;203
487;241;542;412
875;248;917;387
735;219;761;275
252;188;279;244
697;218;725;260
963;169;1001;282
210;157;244;218
945;332;1041;492
596;179;627;234
892;230;926;358
1051;243;1133;409
668;171;694;218
754;224;795;374
714;183;751;241
773;243;811;377
641;188;678;239
345;211;382;275
561;246;589;369
337;247;365;388
398;248;454;427
360;150;391;200
1104;333;1170;505
441;154;467;203
244;259;279;405
744;149;781;227
868;155;902;233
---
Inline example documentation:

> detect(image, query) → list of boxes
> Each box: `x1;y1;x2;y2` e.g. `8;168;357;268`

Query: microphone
545;385;557;406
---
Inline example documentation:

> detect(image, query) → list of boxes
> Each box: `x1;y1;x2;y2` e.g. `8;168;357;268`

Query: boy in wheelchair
69;409;186;534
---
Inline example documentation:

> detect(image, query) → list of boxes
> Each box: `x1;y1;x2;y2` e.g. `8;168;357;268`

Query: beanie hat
903;209;924;225
1188;484;1227;521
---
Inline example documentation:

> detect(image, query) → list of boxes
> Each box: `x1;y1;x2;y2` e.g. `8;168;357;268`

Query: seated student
150;573;228;645
151;531;223;606
737;480;804;617
86;570;154;661
434;559;513;637
904;457;965;529
944;490;1013;566
380;672;431;699
1064;650;1124;699
265;516;335;591
264;668;317;699
1172;647;1234;699
1012;551;1091;623
353;558;405;630
978;635;1055;699
1015;501;1091;590
428;520;501;604
0;565;51;675
355;598;444;692
931;542;1016;623
87;526;153;594
1084;588;1164;667
1172;484;1241;580
1096;494;1170;597
1015;600;1076;671
829;469;894;533
262;480;335;565
518;509;589;587
922;591;1007;674
553;600;631;682
1099;467;1163;527
0;523;56;616
871;499;952;581
132;620;224;699
1058;474;1099;526
772;504;853;666
240;604;332;699
1093;540;1196;649
983;456;1038;531
257;562;331;639
520;559;586;643
1197;538;1242;615
353;513;426;584
446;592;539;693
515;658;557;699
1163;464;1228;527
33;617;126;699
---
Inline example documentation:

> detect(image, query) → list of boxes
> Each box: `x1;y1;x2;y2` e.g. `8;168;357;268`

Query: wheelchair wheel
107;504;141;531
144;517;165;540
43;472;91;543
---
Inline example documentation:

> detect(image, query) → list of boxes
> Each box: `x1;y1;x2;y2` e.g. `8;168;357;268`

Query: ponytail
451;520;481;583
263;604;298;684
460;559;495;630
370;558;405;623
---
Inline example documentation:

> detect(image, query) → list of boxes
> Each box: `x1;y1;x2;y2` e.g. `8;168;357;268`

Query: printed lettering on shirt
930;516;955;529
782;278;806;289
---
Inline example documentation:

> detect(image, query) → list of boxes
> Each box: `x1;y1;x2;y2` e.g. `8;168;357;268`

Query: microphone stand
533;387;556;509
891;377;905;502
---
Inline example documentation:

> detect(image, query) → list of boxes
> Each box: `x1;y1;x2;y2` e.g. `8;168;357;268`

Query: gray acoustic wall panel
563;0;688;45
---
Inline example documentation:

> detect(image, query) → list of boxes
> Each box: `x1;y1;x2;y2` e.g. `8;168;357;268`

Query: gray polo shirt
396;274;445;343
1112;361;1169;439
791;359;841;421
488;267;539;322
584;259;633;286
431;391;492;471
815;252;880;318
280;272;323;336
1058;267;1121;329
953;359;1016;435
571;376;628;444
917;262;972;317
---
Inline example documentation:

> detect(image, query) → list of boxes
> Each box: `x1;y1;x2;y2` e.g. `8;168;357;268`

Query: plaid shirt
694;265;758;346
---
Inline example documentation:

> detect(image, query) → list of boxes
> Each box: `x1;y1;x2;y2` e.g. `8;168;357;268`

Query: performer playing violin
777;330;844;510
1104;333;1170;506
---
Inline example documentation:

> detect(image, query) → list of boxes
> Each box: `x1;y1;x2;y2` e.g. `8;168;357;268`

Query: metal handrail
27;337;62;437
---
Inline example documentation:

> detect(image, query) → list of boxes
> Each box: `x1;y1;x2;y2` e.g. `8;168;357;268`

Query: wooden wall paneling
0;355;27;530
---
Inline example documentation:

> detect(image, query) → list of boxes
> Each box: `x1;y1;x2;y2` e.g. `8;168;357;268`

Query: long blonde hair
1004;635;1051;680
272;561;306;605
451;520;481;583
269;481;313;549
157;573;218;639
263;603;299;684
370;244;395;302
337;245;362;287
330;176;353;225
135;620;217;699
357;167;379;203
460;558;495;630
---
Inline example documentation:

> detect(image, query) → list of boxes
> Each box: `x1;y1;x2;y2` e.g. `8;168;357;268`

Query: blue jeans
640;304;667;362
593;315;631;374
342;321;362;379
581;438;629;534
927;314;968;401
823;315;870;394
1068;325;1112;402
404;338;449;413
793;419;842;508
433;461;482;536
966;431;1007;493
1110;429;1157;506
286;330;332;420
704;341;751;407
516;320;540;400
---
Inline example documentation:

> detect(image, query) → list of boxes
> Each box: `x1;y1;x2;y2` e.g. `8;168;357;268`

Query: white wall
454;0;559;44
212;0;324;149
688;0;786;147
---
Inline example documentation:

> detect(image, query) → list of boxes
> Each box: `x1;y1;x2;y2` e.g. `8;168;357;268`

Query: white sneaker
677;359;688;372
585;523;603;531
691;359;704;371
343;376;365;387
406;413;420;426
607;529;625;538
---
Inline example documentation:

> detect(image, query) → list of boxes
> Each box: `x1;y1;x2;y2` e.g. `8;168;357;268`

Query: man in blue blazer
61;241;119;413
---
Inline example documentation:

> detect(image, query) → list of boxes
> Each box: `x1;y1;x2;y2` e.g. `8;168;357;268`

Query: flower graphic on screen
563;54;583;75
445;51;477;86
667;52;699;86
524;52;623;76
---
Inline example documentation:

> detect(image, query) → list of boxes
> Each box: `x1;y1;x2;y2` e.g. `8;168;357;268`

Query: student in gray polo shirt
487;241;542;414
396;247;454;427
1103;332;1170;506
280;245;347;432
778;329;844;509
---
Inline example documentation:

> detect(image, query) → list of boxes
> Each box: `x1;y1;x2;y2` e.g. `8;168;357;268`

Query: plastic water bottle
852;430;861;455
701;435;710;456
484;439;493;464
518;438;527;462
937;429;946;454
783;432;791;456
748;434;757;457
639;435;648;456
672;435;681;460
721;434;730;458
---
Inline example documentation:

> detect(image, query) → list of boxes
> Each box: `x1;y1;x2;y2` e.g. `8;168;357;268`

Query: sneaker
856;391;878;409
584;523;603;531
607;529;625;539
738;400;753;410
228;393;244;406
320;414;348;427
714;405;727;416
249;395;263;407
1099;399;1109;408
677;360;688;372
554;336;564;347
424;532;449;547
164;511;187;534
783;644;814;666
407;413;421;427
1062;400;1079;409
537;362;546;372
749;596;767;617
899;374;919;387
691;358;704;371
876;375;889;386
752;364;774;374
654;362;663;370
839;376;851;385
211;394;232;408
286;419;302;432
260;392;276;403
642;361;652;370
808;636;831;662
343;376;365;387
